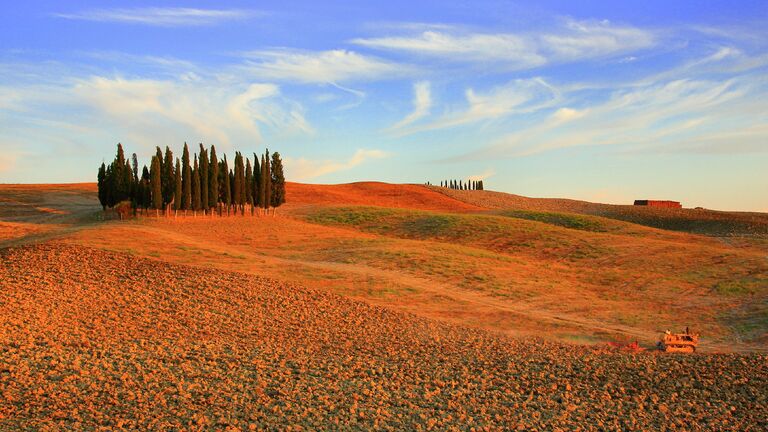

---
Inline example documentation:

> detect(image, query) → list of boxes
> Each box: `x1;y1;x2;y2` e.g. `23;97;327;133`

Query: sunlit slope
286;182;483;212
295;206;768;349
2;183;766;351
433;186;768;237
0;184;100;247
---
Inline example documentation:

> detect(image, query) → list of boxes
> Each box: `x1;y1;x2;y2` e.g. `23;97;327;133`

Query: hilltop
432;186;768;237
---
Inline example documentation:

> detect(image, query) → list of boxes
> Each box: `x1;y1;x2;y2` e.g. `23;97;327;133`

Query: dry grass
286;182;483;212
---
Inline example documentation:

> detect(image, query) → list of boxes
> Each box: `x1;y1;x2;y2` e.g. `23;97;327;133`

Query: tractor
658;328;698;353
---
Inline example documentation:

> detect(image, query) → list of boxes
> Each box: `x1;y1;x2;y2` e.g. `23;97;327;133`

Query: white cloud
54;7;260;26
391;81;432;129
59;76;310;151
239;49;410;84
541;19;654;60
475;75;768;158
549;107;586;125
353;31;545;69
352;19;655;70
284;149;388;180
468;168;495;181
397;77;559;135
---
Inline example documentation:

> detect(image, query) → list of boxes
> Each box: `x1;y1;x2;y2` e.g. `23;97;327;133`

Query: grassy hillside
297;206;768;349
433;187;768;237
2;183;766;352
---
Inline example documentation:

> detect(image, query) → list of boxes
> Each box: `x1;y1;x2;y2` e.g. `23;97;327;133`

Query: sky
1;1;766;211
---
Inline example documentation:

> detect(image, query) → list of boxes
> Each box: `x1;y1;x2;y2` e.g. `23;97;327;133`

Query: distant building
633;200;682;208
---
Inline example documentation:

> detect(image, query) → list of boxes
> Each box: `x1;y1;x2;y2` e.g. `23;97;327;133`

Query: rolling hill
1;181;767;429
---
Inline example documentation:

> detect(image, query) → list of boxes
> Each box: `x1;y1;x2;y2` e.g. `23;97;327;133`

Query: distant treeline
429;179;484;191
97;143;285;217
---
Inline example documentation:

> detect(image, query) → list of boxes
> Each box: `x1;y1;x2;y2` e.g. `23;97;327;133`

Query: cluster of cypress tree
97;143;286;217
439;179;484;191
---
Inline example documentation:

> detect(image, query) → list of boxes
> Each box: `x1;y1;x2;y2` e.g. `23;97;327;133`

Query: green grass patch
713;276;767;296
302;206;617;262
499;210;606;232
720;300;768;343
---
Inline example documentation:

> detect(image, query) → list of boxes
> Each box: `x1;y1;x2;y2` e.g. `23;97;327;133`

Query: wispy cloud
53;7;261;27
72;76;310;148
1;68;312;162
397;77;559;135
468;168;495;181
239;49;412;84
390;81;431;129
352;19;655;70
459;74;768;160
285;149;389;180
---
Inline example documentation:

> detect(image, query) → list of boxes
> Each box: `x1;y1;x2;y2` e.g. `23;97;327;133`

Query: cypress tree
132;153;139;184
97;163;107;211
199;144;208;213
263;149;271;211
192;154;201;214
259;155;266;213
111;143;130;204
174;158;182;214
238;153;246;214
122;159;133;207
150;155;162;214
134;174;144;214
141;166;151;212
233;152;243;214
182;144;192;212
253;153;261;209
209;146;219;214
152;146;162;200
245;158;253;208
130;153;140;211
229;169;235;213
270;151;286;210
222;155;231;215
163;146;175;209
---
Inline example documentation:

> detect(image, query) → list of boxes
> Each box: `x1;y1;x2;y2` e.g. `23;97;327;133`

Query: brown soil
1;243;766;430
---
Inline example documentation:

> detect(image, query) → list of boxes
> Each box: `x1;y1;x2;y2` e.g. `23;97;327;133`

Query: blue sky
1;1;766;211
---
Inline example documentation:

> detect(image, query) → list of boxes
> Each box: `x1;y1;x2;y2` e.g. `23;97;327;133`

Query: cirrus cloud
239;49;413;84
53;7;262;27
352;19;655;70
284;149;389;180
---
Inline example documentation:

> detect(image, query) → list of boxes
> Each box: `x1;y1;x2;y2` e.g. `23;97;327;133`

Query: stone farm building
633;200;682;208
